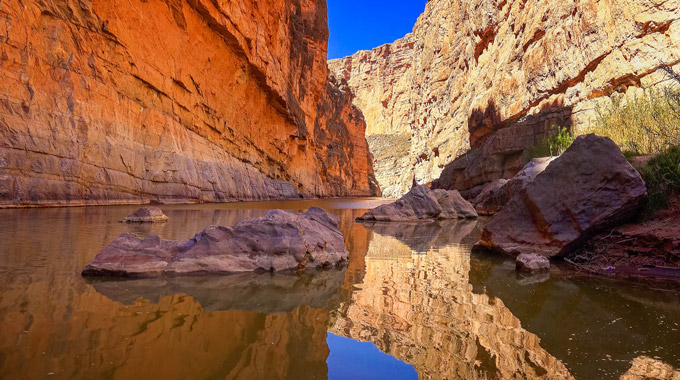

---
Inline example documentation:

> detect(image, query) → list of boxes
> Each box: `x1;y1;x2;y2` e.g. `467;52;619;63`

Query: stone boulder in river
476;135;647;258
474;157;557;215
83;207;348;277
357;185;477;222
122;207;169;223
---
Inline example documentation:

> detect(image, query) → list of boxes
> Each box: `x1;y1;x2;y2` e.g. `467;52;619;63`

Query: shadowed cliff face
0;0;378;207
329;0;680;197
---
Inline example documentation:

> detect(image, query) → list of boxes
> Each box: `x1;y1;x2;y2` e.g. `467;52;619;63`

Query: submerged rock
476;135;647;258
122;207;169;223
516;254;550;274
474;157;557;215
357;185;477;222
83;207;348;277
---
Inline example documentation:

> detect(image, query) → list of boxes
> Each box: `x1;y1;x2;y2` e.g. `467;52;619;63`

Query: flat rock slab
83;207;348;277
357;185;478;222
476;135;647;258
122;207;169;223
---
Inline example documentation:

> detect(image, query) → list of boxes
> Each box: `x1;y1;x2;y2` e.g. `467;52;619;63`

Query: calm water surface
0;199;679;379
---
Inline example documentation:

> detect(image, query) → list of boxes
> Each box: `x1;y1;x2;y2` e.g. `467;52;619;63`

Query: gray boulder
84;207;348;277
476;135;647;258
516;253;550;273
357;185;477;222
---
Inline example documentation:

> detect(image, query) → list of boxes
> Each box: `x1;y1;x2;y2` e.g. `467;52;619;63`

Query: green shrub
637;146;680;216
589;69;680;155
529;126;575;158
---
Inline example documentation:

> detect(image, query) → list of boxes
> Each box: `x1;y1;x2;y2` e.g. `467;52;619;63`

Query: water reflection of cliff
0;203;371;380
332;223;574;380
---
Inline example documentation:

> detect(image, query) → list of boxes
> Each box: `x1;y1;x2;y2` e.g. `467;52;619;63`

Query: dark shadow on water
86;269;347;314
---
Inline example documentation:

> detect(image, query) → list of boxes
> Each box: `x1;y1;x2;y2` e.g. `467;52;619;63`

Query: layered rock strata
83;207;349;277
330;0;680;197
0;0;378;207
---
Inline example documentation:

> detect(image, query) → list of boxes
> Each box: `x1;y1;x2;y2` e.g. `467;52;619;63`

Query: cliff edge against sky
330;0;680;197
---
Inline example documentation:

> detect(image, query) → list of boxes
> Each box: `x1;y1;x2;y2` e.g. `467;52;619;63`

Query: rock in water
476;135;647;258
357;185;477;222
83;207;348;277
620;356;680;380
122;207;169;223
433;189;478;219
516;254;550;274
474;157;557;215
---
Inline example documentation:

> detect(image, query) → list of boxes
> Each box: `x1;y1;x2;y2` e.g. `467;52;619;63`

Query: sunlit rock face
0;0;378;207
330;230;574;379
329;0;680;197
620;356;680;380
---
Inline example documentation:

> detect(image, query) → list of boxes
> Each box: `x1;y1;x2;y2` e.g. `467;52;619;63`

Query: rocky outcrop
476;135;647;258
357;185;477;222
0;0;378;207
122;207;169;223
620;357;680;380
83;207;348;277
329;0;680;197
516;254;550;274
473;157;556;215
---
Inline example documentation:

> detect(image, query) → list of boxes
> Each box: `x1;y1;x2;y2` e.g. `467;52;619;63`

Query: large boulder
474;157;557;215
83;207;348;277
357;185;477;221
476;135;647;258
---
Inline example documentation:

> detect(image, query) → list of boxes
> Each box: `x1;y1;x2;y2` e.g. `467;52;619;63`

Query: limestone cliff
0;0;379;207
330;0;680;197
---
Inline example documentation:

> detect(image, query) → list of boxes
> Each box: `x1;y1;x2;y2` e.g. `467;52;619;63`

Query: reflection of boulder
87;270;346;314
332;234;574;379
359;219;480;252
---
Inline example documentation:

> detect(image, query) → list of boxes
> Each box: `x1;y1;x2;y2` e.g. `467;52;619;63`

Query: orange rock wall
0;0;378;207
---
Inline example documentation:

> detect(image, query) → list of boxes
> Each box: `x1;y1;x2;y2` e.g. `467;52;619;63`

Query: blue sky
327;0;427;60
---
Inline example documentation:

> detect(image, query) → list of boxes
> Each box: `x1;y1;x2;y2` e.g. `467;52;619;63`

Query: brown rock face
0;0;378;207
476;135;648;258
329;0;680;197
620;357;680;380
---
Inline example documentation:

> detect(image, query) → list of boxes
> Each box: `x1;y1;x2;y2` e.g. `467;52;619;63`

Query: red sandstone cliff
330;0;680;197
0;0;379;207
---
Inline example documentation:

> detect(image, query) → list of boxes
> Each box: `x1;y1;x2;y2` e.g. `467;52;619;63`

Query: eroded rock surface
83;207;348;277
0;0;378;207
516;254;550;274
330;0;680;197
476;135;647;258
357;185;476;222
122;207;169;223
474;157;556;215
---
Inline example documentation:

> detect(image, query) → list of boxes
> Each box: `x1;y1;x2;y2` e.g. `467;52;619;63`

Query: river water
0;199;678;380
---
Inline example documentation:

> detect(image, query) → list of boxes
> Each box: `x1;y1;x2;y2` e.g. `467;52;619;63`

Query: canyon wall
329;0;680;197
0;0;379;207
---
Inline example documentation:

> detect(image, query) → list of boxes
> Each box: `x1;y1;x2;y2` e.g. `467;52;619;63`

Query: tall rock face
329;0;680;197
0;0;378;207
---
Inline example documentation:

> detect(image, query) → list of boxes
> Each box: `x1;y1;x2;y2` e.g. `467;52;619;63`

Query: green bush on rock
529;126;575;158
636;147;680;216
